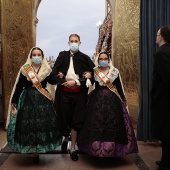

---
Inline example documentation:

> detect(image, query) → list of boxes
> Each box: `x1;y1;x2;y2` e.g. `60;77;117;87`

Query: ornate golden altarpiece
0;0;139;128
112;0;140;127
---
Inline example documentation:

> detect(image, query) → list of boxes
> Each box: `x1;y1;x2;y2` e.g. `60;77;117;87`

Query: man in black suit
51;34;94;161
151;26;170;170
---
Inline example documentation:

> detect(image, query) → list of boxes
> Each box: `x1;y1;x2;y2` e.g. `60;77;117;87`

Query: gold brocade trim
93;67;122;102
23;64;54;103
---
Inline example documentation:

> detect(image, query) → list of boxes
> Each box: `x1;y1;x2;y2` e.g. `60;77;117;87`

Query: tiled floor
0;125;161;170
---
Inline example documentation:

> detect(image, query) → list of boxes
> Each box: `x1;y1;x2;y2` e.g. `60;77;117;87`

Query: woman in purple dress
77;52;138;157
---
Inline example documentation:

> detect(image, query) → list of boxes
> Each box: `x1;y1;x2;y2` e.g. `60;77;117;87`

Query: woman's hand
123;101;127;107
84;72;92;79
11;103;16;109
57;72;64;78
11;103;17;117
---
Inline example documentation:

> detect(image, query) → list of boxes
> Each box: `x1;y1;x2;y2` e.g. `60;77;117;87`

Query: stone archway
1;0;139;128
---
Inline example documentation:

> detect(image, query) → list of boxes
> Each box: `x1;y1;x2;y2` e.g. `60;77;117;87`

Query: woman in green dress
6;47;62;163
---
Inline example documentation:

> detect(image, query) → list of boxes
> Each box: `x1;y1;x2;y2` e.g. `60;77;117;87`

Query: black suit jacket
151;43;170;141
51;50;95;85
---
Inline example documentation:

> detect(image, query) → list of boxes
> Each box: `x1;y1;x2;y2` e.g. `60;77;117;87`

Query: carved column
0;0;3;123
1;0;33;126
33;0;41;45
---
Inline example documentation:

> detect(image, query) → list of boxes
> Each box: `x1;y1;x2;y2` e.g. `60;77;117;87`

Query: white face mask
31;57;42;65
70;43;79;52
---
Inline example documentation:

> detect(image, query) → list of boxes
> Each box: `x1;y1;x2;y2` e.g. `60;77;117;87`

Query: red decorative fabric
63;87;80;93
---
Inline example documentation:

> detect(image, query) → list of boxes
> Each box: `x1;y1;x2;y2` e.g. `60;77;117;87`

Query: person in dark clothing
51;34;95;161
77;52;138;157
6;47;62;164
151;26;170;170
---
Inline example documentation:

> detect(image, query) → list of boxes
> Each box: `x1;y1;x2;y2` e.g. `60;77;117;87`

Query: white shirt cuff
75;79;80;86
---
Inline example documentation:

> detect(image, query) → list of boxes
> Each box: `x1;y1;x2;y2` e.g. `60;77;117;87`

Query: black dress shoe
156;160;161;166
61;141;68;152
156;166;170;170
69;150;79;161
33;156;39;164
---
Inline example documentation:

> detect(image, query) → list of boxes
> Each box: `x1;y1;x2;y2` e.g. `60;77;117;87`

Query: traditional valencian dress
6;48;62;153
77;57;138;157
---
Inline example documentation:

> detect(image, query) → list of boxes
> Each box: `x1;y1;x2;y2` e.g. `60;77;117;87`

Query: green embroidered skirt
7;89;62;153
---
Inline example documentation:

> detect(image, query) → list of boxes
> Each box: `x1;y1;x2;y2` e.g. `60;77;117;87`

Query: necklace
31;65;41;73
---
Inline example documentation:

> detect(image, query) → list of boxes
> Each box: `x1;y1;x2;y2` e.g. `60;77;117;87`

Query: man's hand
62;80;76;88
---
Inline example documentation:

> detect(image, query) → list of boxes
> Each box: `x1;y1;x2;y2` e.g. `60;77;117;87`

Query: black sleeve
78;71;95;86
113;75;126;102
87;57;95;85
11;73;26;104
155;49;170;89
46;74;57;85
88;71;95;85
51;54;66;84
78;57;95;86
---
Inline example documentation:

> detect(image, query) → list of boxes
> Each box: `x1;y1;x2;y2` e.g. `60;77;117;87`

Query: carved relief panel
113;0;140;127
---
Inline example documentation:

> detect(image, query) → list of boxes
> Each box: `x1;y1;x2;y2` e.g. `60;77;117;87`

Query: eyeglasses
99;58;108;61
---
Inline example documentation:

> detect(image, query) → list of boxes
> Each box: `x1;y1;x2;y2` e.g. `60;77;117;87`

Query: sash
23;64;54;102
93;67;122;102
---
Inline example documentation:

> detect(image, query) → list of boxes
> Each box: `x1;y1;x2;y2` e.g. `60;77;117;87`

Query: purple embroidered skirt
77;87;138;157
